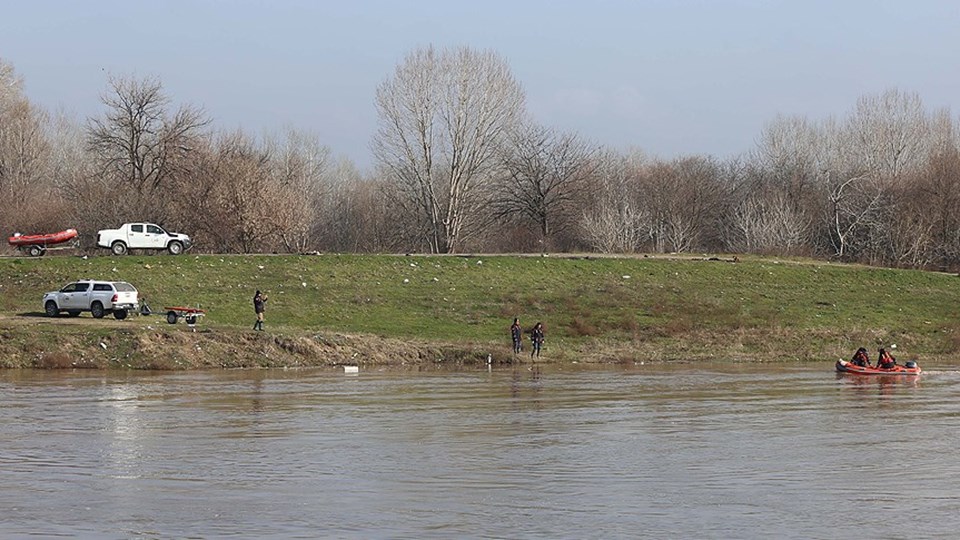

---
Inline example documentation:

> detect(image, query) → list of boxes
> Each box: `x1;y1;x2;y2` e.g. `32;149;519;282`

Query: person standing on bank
510;318;523;354
253;290;268;331
530;322;544;359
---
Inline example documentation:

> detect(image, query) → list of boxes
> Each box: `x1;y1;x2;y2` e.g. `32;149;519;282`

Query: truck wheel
114;309;128;320
167;311;179;324
91;301;105;319
111;241;128;256
168;240;183;255
28;245;43;257
45;301;59;317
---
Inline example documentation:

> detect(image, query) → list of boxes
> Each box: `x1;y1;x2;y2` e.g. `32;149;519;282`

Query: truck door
145;224;167;249
58;282;79;309
128;223;147;248
62;282;90;310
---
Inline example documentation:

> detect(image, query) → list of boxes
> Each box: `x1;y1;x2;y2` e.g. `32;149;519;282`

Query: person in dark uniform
253;290;268;331
530;322;544;359
510;318;523;354
851;347;870;367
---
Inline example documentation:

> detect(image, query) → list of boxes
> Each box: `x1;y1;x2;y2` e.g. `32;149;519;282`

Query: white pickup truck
43;279;139;319
96;223;193;255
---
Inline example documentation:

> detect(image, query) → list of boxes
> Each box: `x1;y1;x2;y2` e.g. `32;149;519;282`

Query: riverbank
1;253;959;368
3;315;907;369
0;315;497;369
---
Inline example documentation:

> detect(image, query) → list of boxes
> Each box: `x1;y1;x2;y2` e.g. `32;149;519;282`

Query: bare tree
745;94;941;262
493;122;596;251
0;59;60;235
266;129;330;252
883;203;934;268
207;131;276;253
0;98;49;202
727;191;811;254
372;45;525;253
86;75;208;221
45;112;102;241
824;170;886;259
641;156;725;253
579;150;648;253
0;59;21;106
908;148;960;268
845;89;930;180
753;115;825;203
312;157;401;252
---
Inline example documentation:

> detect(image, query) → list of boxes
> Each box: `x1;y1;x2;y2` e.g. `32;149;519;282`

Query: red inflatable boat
7;228;79;256
836;359;921;375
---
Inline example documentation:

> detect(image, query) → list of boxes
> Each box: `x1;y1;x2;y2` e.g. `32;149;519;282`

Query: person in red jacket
877;347;896;369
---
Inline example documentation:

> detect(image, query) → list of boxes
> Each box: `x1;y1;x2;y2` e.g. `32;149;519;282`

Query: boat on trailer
8;228;79;257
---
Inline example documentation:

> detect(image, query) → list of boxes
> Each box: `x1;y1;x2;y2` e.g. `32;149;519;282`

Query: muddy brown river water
2;363;959;539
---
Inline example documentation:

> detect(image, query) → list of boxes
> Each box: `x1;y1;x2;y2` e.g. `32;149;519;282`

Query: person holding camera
253;290;268;331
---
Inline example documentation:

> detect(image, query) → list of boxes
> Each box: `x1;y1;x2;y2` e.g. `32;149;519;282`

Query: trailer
8;228;80;257
164;306;206;325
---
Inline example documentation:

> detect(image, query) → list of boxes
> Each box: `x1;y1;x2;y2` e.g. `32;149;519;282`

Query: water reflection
836;372;922;401
103;383;146;480
509;365;543;410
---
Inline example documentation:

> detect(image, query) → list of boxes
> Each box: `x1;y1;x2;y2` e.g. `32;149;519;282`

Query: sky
2;0;959;169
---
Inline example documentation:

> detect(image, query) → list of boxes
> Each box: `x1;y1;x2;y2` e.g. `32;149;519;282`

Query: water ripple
2;364;960;538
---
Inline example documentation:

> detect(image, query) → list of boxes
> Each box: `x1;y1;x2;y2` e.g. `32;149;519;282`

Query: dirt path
1;313;136;328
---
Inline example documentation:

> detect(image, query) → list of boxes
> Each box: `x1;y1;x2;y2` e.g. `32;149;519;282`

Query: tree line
2;48;959;270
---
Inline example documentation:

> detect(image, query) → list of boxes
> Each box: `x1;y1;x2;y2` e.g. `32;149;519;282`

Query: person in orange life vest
877;347;896;369
851;347;870;367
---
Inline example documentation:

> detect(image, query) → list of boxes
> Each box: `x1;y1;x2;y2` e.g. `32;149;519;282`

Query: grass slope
1;253;959;368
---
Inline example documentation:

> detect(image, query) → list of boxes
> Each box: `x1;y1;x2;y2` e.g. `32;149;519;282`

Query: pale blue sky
2;0;959;167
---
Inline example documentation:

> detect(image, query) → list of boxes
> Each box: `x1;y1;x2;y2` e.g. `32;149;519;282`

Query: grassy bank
1;253;959;368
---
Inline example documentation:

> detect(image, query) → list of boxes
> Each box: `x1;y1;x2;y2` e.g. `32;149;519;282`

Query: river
1;363;959;539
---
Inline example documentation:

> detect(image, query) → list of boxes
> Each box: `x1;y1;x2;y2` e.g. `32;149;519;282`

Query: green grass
2;253;960;363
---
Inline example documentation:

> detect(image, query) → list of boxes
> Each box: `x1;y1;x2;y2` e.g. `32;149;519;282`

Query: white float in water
343;365;359;374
